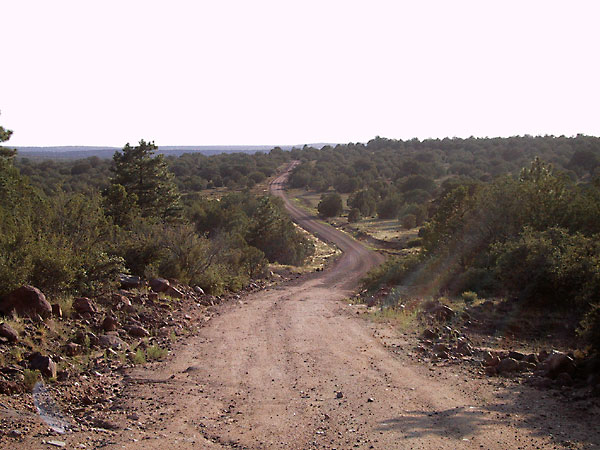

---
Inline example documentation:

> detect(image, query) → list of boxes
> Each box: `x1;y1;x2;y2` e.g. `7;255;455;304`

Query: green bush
492;227;600;305
400;214;417;229
318;193;343;218
23;369;41;391
348;208;361;223
361;254;422;292
376;194;403;220
579;303;600;354
461;291;478;304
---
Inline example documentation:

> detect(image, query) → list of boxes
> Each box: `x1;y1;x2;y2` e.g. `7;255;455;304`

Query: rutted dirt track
98;165;592;449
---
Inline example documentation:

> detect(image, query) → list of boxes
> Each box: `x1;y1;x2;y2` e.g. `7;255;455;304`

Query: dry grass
352;217;418;242
146;345;167;361
269;222;341;274
288;188;351;216
288;188;422;248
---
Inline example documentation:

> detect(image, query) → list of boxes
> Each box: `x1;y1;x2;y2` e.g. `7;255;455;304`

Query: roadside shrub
492;227;600;305
318;193;343;218
146;345;167;361
132;349;146;365
361;254;422;292
579;303;600;354
23;369;41;391
348;208;361;223
461;291;478;304
400;214;416;229
376;194;403;219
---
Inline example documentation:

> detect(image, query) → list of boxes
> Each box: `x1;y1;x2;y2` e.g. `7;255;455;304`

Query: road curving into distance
269;161;384;290
101;162;572;450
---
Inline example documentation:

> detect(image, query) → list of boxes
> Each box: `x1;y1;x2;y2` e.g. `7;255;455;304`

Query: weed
146;345;167;361
461;291;478;304
56;295;73;318
132;349;146;365
9;347;23;362
23;369;41;391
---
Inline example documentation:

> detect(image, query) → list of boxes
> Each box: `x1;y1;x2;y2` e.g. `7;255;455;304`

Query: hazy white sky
2;1;599;146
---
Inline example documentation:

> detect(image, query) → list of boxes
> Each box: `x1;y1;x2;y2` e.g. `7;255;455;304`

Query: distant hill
14;144;334;160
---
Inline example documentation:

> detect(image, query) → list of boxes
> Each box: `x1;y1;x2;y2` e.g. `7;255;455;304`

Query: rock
194;286;205;295
518;360;537;372
8;429;23;438
0;322;18;343
87;331;99;347
543;352;576;378
431;305;454;321
29;353;57;378
556;372;574;387
483;352;501;367
149;278;170;293
524;353;539;364
367;397;374;403
64;342;81;356
484;366;497;376
91;417;120;430
98;334;125;350
165;285;185;299
148;292;159;301
456;343;473;356
46;440;66;447
157;327;170;337
0;285;52;318
432;342;450;358
530;376;553;388
508;351;525;361
56;371;69;382
73;297;97;315
0;380;24;394
336;391;343;399
102;315;119;332
421;329;438;340
112;293;130;305
51;303;63;318
126;325;150;338
497;357;520;374
538;349;550;361
119;274;142;289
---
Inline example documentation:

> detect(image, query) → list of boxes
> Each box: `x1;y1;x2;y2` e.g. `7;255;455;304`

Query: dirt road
98;165;592;449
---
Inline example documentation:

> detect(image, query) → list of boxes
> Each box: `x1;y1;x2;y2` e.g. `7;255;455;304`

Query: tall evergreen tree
110;140;181;220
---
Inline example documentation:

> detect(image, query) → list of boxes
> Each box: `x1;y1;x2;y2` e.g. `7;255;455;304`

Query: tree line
0;130;314;299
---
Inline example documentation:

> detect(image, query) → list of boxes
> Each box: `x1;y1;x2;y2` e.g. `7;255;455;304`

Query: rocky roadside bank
350;292;600;444
0;273;294;448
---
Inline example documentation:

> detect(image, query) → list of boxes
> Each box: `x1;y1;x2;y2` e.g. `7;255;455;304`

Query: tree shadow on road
376;384;600;447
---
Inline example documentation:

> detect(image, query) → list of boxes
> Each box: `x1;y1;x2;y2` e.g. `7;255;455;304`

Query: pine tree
110;140;181;220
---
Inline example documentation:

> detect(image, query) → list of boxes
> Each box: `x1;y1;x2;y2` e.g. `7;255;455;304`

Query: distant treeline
15;135;600;200
14;144;332;160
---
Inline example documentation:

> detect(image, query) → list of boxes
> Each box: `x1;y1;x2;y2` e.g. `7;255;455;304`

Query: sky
1;1;599;147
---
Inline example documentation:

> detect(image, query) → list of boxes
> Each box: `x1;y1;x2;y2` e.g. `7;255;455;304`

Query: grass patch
146;345;167;361
461;291;478;304
23;369;41;391
132;349;146;365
